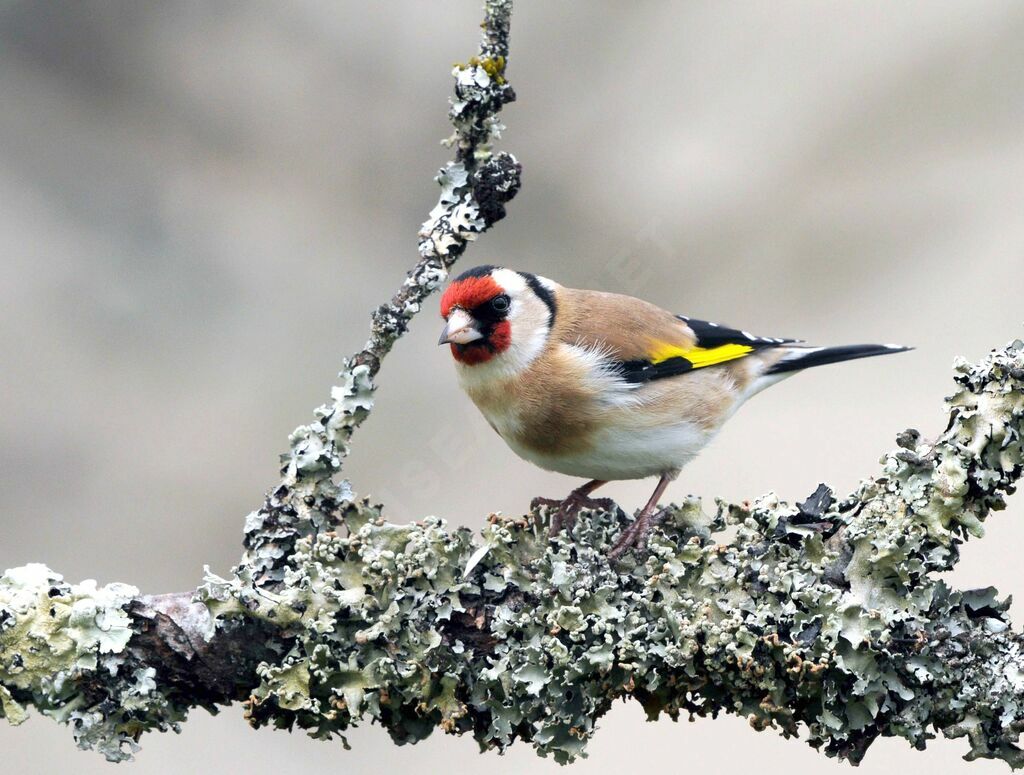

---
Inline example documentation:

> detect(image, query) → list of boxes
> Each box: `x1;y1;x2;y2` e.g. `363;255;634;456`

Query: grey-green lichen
203;339;1024;767
0;564;184;761
3;341;1024;766
241;0;519;590
0;5;520;760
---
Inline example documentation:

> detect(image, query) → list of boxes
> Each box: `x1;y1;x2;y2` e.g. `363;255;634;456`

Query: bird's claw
608;508;669;560
530;496;564;512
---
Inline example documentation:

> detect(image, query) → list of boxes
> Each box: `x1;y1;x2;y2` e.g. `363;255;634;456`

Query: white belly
461;339;733;482
504;419;713;481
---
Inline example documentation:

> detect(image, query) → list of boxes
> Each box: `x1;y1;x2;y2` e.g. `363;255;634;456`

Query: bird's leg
608;474;672;559
531;479;611;536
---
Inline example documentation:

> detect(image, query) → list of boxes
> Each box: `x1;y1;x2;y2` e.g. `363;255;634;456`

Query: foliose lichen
189;341;1024;768
0;564;186;761
2;347;1023;768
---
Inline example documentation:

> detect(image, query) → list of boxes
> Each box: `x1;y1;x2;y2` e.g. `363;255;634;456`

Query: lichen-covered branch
242;0;518;589
0;569;279;760
207;338;1024;768
4;339;1023;765
1;0;519;760
4;0;1024;768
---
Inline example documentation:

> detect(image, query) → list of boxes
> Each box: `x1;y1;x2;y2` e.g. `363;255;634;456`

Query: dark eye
490;294;510;312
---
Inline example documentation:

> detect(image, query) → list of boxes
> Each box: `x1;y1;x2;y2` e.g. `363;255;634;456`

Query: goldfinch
438;265;909;557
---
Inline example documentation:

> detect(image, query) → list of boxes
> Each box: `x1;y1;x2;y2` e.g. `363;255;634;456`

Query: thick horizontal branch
2;338;1023;766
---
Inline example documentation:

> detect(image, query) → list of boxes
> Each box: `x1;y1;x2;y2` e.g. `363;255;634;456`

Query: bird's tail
764;343;912;376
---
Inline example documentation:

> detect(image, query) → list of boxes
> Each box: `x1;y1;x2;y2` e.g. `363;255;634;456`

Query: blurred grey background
2;1;1023;773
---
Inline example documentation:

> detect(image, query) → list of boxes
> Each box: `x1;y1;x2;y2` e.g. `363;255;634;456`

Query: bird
437;265;910;558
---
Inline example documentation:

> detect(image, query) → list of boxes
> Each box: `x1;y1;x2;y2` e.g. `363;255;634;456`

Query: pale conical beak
439;308;483;346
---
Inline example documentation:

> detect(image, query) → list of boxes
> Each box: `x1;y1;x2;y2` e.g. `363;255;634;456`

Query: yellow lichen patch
461;55;506;84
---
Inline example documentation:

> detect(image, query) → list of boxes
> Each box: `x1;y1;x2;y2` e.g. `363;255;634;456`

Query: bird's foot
529;495;564;511
532;491;618;537
608;507;669;560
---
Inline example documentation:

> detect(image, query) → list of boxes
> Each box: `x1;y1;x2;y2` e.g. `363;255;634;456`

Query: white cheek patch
507;302;549;370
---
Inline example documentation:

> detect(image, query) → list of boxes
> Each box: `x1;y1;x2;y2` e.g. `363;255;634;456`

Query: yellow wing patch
649;341;754;369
